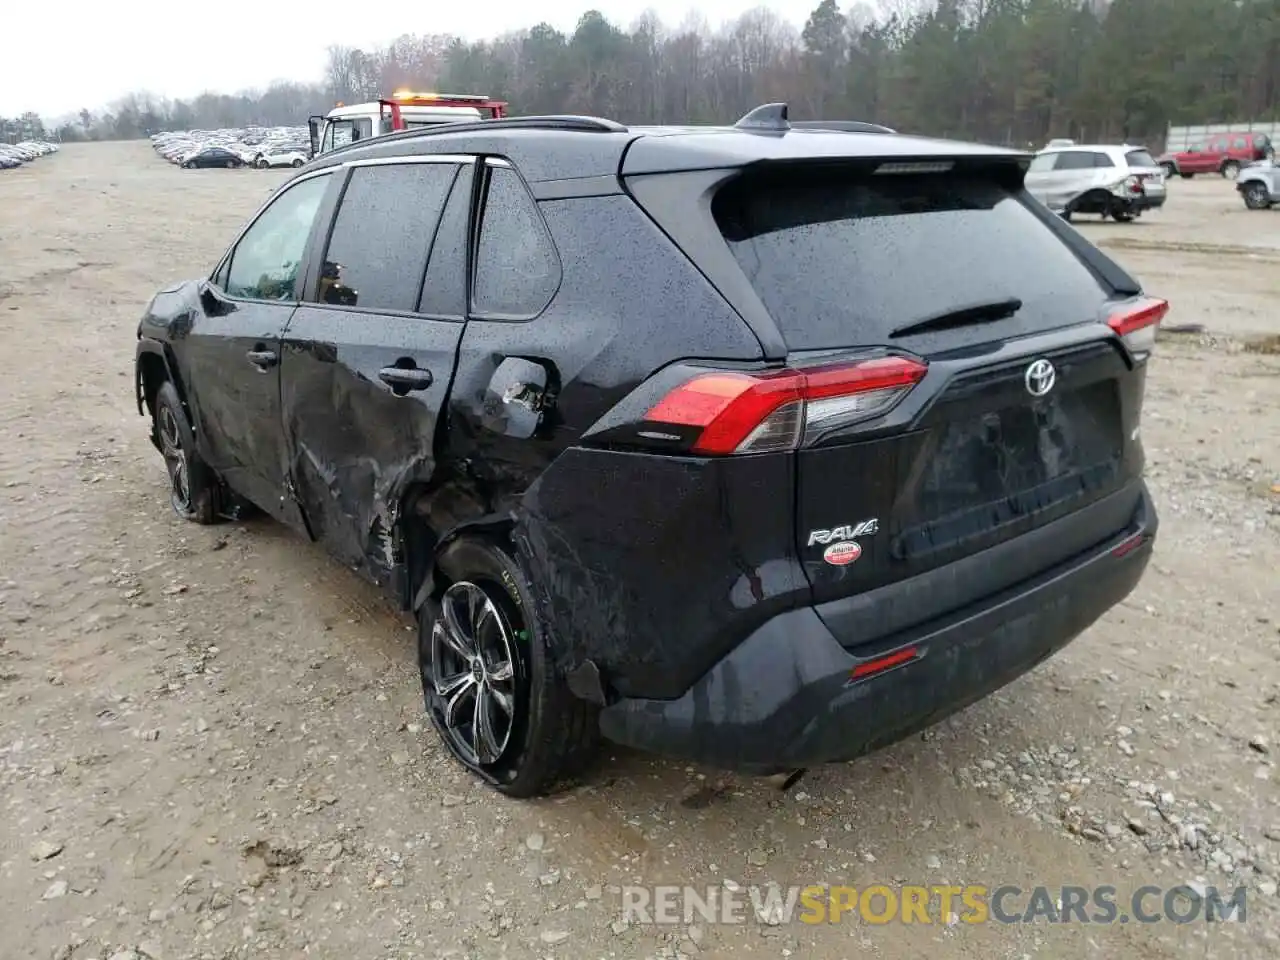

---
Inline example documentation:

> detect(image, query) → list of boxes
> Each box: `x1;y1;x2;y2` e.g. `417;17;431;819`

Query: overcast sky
2;1;826;118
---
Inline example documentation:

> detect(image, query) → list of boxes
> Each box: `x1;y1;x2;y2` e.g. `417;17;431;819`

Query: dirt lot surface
2;141;1278;960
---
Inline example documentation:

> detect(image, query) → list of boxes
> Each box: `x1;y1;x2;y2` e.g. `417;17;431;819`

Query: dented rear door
280;157;473;587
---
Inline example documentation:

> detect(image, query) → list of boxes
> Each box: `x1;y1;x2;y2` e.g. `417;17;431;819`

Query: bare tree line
25;0;1280;149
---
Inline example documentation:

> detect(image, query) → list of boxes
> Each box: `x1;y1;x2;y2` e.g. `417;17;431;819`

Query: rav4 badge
823;541;862;566
807;519;879;546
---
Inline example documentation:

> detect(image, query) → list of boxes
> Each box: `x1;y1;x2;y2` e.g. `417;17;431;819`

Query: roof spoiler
791;120;897;135
733;104;897;136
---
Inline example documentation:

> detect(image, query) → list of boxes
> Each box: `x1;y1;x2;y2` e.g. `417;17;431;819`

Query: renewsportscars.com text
621;883;1248;926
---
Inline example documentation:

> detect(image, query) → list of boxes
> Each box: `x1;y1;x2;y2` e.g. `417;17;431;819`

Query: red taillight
645;356;928;455
1107;297;1168;358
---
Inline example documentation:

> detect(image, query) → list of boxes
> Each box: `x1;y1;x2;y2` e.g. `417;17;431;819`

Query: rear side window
1054;152;1095;170
472;163;560;318
1092;152;1114;167
419;163;474;318
1125;149;1156;168
713;169;1110;350
319;162;458;313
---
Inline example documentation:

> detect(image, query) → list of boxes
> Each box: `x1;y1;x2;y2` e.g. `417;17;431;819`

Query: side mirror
198;280;234;317
307;116;322;159
482;358;549;439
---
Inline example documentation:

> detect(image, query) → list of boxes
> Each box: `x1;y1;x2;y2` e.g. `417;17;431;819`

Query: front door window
224;175;331;301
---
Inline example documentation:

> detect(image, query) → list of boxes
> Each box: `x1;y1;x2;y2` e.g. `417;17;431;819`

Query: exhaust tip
763;769;807;792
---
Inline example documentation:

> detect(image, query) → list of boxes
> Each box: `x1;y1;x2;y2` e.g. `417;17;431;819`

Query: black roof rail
317;114;628;162
791;120;898;135
735;103;791;133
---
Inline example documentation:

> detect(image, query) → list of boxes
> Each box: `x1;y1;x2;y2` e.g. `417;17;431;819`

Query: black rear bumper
598;485;1157;773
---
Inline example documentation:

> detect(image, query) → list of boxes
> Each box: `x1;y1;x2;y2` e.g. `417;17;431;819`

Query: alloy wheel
1244;183;1270;210
427;581;519;766
156;405;191;514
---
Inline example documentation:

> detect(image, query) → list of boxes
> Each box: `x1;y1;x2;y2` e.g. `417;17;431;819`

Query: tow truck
308;91;509;158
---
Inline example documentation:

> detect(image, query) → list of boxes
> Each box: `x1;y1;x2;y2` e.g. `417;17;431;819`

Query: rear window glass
1125;150;1157;168
714;170;1110;350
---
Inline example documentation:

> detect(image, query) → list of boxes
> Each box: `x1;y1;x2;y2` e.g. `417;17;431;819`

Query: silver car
1237;157;1278;210
1025;144;1167;222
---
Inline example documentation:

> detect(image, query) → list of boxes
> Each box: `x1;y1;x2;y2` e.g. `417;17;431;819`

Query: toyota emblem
1024;359;1056;397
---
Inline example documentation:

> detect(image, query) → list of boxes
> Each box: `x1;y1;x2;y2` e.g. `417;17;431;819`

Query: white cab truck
308;91;509;158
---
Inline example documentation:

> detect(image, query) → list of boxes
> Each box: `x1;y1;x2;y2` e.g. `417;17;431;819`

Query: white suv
1025;144;1167;222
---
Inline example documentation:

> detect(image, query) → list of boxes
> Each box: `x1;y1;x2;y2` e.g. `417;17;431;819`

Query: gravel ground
1;141;1278;960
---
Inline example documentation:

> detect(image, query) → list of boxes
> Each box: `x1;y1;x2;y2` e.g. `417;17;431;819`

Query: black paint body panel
135;120;1163;772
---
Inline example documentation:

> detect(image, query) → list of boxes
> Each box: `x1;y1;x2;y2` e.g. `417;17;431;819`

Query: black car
182;146;245;169
135;105;1164;797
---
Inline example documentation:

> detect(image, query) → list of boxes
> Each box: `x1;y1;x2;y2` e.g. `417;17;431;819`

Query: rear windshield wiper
889;297;1023;339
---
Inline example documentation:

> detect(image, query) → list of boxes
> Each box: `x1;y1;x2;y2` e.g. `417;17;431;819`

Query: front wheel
419;537;599;797
1221;161;1240;179
291;158;304;168
152;381;217;524
255;158;268;169
1242;182;1272;210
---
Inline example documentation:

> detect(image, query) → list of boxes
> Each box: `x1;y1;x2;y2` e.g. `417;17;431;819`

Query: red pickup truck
1158;132;1273;179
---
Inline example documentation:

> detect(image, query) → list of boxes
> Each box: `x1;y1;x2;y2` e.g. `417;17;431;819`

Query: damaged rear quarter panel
514;449;808;700
442;192;788;701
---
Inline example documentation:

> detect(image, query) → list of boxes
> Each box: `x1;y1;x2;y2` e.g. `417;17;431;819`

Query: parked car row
151;127;310;170
0;139;60;170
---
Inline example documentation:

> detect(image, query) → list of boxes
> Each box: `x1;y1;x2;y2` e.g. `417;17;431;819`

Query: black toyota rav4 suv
135;105;1163;796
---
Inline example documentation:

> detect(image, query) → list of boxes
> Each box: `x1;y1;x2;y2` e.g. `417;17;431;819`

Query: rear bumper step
598;484;1157;773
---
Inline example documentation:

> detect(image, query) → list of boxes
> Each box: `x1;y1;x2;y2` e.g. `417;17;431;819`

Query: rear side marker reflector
850;645;920;682
1107;297;1169;358
1111;533;1147;558
644;356;928;455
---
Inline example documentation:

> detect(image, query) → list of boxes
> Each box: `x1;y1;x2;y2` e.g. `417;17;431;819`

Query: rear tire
1160;162;1176;178
225;159;235;169
1221;160;1240;179
1180;172;1194;179
152;381;217;524
1110;206;1135;222
419;537;599;797
291;158;304;168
